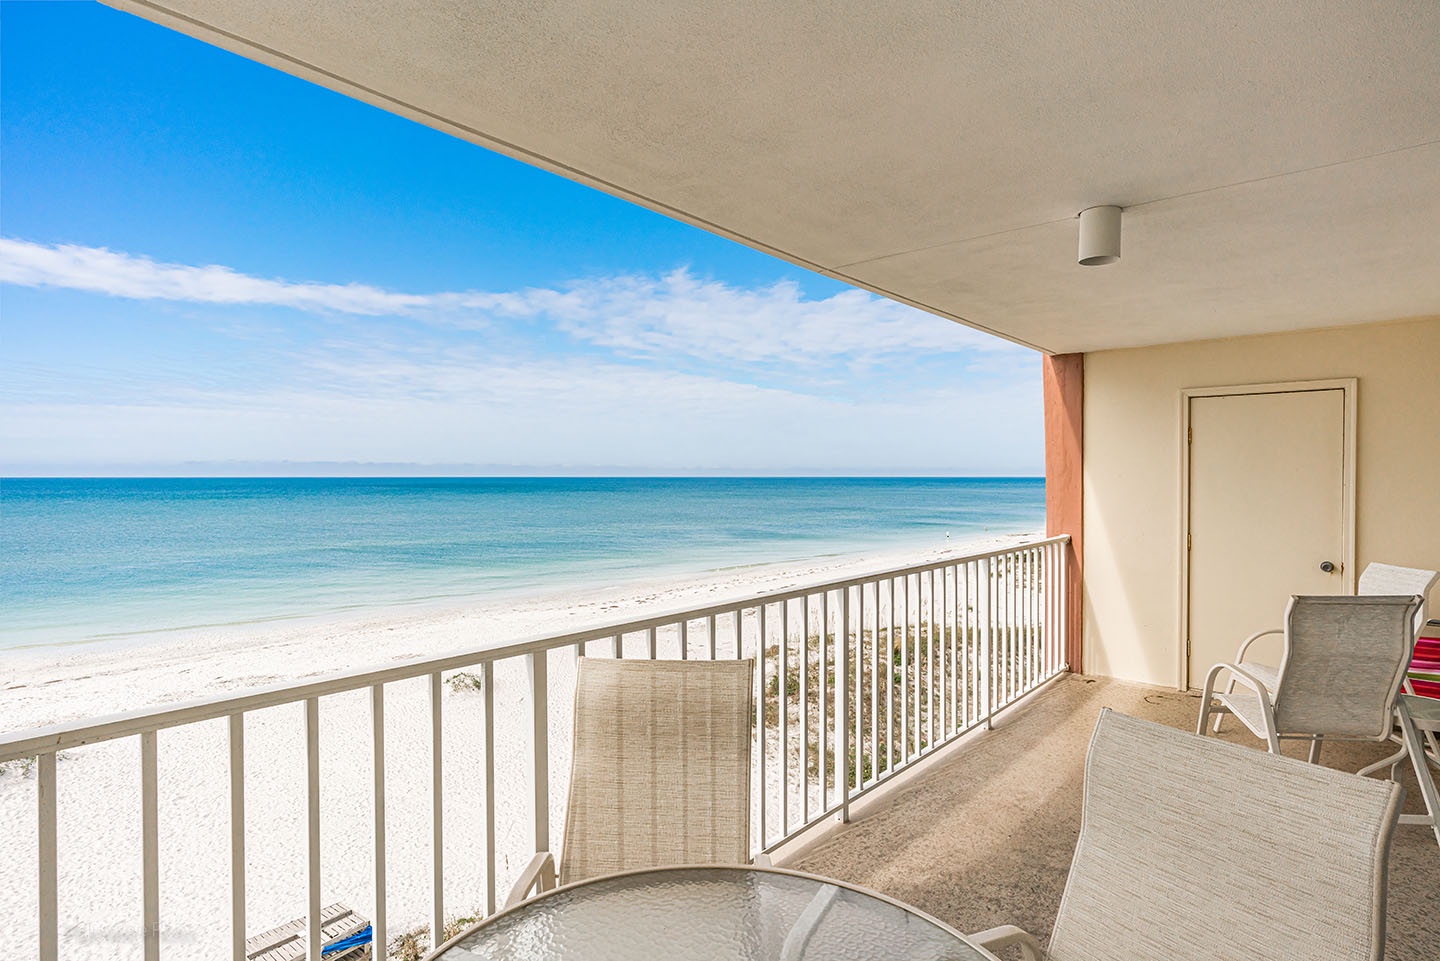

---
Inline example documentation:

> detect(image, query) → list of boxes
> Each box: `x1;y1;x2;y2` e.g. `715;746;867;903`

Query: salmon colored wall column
1044;353;1084;672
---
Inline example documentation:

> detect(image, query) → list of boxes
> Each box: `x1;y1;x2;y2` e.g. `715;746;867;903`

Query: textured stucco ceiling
106;0;1440;353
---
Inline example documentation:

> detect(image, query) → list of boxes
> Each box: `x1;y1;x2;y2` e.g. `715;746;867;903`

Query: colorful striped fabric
1411;633;1440;700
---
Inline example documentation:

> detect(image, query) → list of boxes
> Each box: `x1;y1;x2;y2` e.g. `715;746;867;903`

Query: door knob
1319;560;1336;573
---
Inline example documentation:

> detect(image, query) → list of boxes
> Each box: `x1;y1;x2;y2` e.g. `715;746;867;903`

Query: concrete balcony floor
782;675;1439;960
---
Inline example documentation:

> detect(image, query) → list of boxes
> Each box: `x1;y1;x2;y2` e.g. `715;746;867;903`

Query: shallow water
1;476;1044;650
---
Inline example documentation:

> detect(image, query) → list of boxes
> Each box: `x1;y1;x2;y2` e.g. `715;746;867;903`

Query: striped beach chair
1410;625;1440;700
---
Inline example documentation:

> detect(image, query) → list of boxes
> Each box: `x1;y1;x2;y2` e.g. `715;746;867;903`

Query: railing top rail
0;535;1068;761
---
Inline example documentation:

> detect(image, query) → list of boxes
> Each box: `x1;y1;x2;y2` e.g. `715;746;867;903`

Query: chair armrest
504;851;557;909
1234;628;1282;664
1204;661;1273;697
967;924;1044;960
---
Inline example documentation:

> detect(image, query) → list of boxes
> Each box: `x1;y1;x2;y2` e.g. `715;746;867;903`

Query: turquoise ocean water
1;477;1044;653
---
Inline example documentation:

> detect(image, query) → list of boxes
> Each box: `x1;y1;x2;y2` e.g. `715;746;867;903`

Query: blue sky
0;1;1041;475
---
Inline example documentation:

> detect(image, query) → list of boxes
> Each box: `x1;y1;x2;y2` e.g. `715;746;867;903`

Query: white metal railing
1;535;1069;960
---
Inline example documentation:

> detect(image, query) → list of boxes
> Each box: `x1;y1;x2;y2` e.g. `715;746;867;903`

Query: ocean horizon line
2;468;1045;479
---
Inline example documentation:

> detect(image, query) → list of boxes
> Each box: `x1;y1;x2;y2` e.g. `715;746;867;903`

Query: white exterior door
1185;386;1351;688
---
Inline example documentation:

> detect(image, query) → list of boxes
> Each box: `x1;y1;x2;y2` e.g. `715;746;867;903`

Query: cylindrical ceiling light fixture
1077;205;1122;266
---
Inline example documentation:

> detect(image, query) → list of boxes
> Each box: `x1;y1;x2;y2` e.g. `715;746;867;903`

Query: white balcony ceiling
107;1;1440;353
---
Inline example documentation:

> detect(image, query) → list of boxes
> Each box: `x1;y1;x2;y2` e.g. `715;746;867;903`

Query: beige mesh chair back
559;657;754;884
971;710;1404;961
507;658;756;906
1358;562;1438;638
1271;595;1421;738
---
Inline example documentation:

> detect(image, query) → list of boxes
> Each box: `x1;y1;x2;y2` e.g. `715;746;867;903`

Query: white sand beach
1;530;1043;959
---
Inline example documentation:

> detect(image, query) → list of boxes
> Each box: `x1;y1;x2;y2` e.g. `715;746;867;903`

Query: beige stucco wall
1082;315;1440;687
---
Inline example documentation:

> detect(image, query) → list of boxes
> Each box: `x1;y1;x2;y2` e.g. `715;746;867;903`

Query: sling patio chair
506;657;757;908
1197;594;1421;762
1355;563;1440;768
1210;562;1437;734
968;709;1404;961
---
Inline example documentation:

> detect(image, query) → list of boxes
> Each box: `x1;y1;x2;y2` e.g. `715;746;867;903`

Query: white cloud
0;237;439;315
550;269;1025;367
0;238;1032;370
0;238;1042;471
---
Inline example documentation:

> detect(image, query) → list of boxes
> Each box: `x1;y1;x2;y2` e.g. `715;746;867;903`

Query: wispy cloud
0;237;1041;471
547;270;1022;368
0;238;1031;370
0;237;439;315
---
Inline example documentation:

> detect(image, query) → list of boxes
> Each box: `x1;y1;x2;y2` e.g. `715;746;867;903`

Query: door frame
1177;378;1358;690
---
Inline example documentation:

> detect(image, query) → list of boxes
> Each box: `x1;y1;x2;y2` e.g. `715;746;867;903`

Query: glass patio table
432;865;994;961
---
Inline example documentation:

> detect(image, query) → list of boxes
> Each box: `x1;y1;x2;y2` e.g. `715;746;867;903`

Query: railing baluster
997;558;1006;705
1033;548;1042;684
869;582;879;777
1022;551;1030;689
980;558;993;728
1002;553;1013;703
1002;559;1013;703
1049;544;1057;675
1015;553;1024;692
980;561;988;717
304;699;321;961
818;592;828;814
852;586;862;783
1025;553;1036;688
944;564;956;737
1003;556;1013;704
1061;539;1070;670
229;714;246;961
885;578;895;774
949;565;959;735
927;569;937;751
429;672;444;943
38;751;57;961
1030;548;1039;686
611;634;622;659
707;614;718;660
912;574;922;758
646;627;657;660
900;575;909;763
963;562;973;726
1053;543;1061;673
779;599;789;835
755;603;767;847
370;686;387;961
996;557;1006;705
1024;549;1034;688
1050;544;1057;672
1020;551;1028;689
800;596;810;824
142;731;160;961
1017;551;1026;691
837;588;850;822
482;661;496;916
1006;556;1014;698
528;653;550;854
681;619;690;660
936;568;945;743
955;564;965;728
